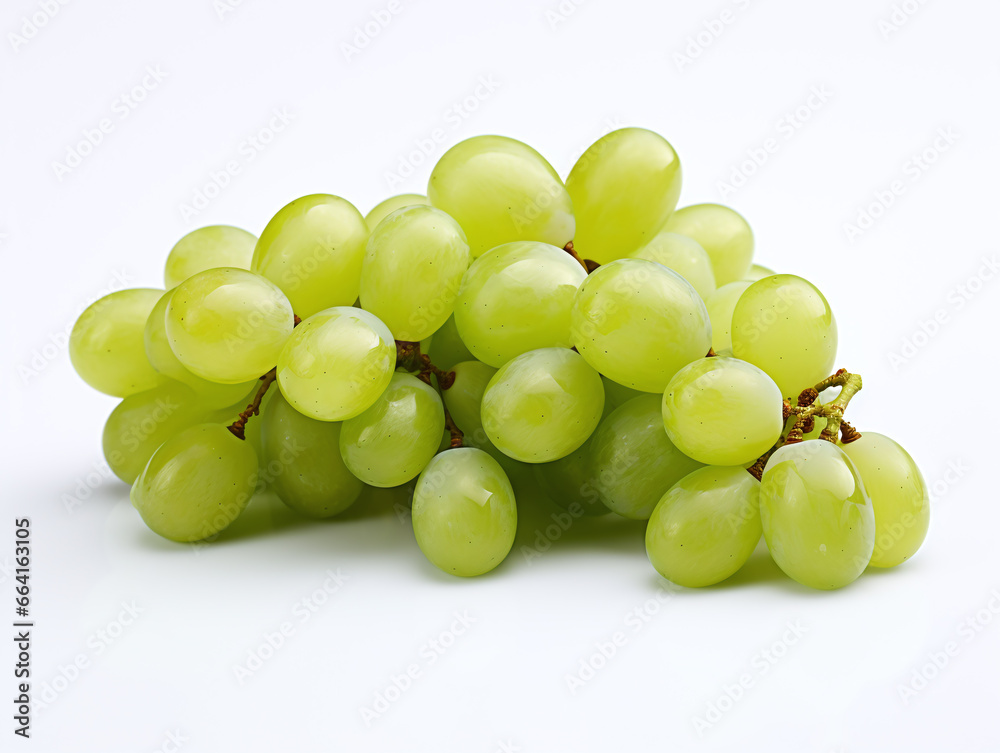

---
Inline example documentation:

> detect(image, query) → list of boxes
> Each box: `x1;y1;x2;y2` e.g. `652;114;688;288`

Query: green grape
629;231;716;301
411;447;517;576
70;288;167;397
705;281;752;353
745;263;775;281
260;392;363;517
166;268;294;384
340;373;445;487
760;440;875;589
646;466;762;587
277;306;396;421
365;193;429;230
454;241;587;367
533;439;609;516
566;127;682;264
570;259;712;393
481;348;604;463
662;357;783;466
251;194;369;320
359;205;470;341
164;225;257;289
842;432;929;568
590;394;703;520
731;274;837;400
426;314;474;371
130;423;258;542
442;361;496;439
602;377;644;410
427;135;575;257
662;204;754;285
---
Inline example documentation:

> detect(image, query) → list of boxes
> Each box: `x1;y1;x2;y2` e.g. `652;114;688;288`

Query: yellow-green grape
481;348;604;463
534;439;609;516
251;194;369;319
260;392;363;517
731;274;837;400
70;288;166;397
427;314;474;371
339;373;445;487
629;231;716;301
705;281;752;353
411;447;517;577
662;204;754;285
454;241;587;367
602;377;644;410
359;205;470;341
130;423;258;542
570;259;712;393
745;263;775;281
842;433;930;568
427;135;574;257
646;466;762;587
164;225;257;288
590;394;703;520
276;307;396;421
442;361;496;443
166;267;294;384
566;127;682;264
365;193;429;230
760;441;875;589
662;357;783;466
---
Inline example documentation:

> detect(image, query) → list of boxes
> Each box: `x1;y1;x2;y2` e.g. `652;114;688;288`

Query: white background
2;0;998;751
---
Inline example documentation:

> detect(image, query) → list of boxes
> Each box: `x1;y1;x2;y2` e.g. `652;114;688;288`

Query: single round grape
705;281;753;353
629;231;716;301
760;440;875;590
428;135;575;257
442;360;497;441
70;288;166;397
426;314;474;371
130;423;258;542
533;439;609;516
166;268;294;384
646;466;762;587
570;259;712;393
745;263;775;281
365;193;429;230
340;373;445;487
731;274;838;400
567;128;682;264
662;357;784;466
481;348;604;463
359;205;470;341
260;392;363;517
590;394;703;519
276;307;396;421
164;225;257;288
662;204;754;285
842;432;929;568
251;194;369;320
454;241;587;367
411;448;517;577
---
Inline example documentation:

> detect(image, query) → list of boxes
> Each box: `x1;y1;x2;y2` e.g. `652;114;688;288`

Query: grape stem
395;340;464;448
563;241;600;273
227;369;277;440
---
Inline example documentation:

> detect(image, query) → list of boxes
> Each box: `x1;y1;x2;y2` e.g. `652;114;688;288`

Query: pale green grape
428;135;574;257
251;194;369;319
705;281;752;353
662;357;783;466
365;193;429;230
534;439;609;516
481;348;604;463
590;394;703;519
602;377;644;410
427;314;474;370
166;267;294;384
359;205;470;341
570;259;712;393
842;432;929;568
340;373;445;487
411;447;517;576
566;128;682;264
746;263;775;281
277;307;396;421
70;288;166;397
130;423;258;542
731;274;837;400
442;361;496;439
646;466;762;587
261;392;363;517
760;440;875;589
629;231;716;301
164;225;257;288
454;241;587;367
662;204;754;285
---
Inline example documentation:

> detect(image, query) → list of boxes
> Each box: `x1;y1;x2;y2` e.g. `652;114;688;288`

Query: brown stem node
227;369;277;440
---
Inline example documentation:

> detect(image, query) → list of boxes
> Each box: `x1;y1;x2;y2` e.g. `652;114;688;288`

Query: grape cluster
70;128;929;589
